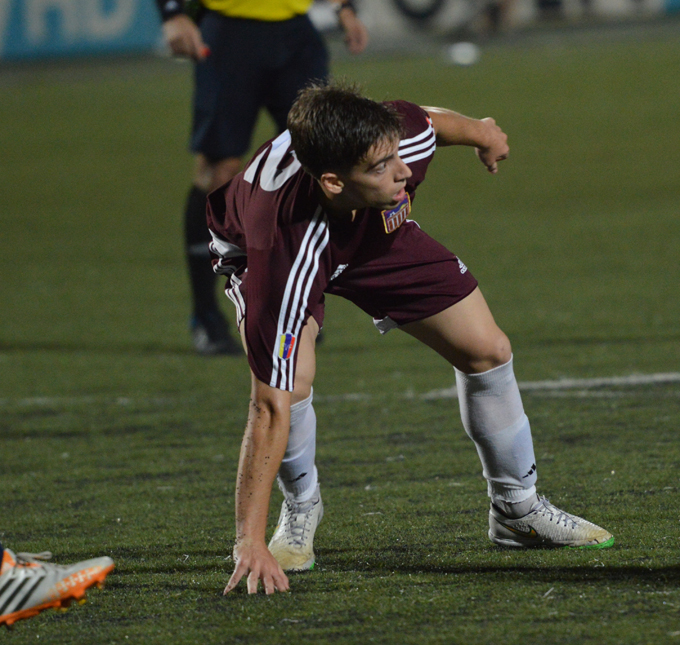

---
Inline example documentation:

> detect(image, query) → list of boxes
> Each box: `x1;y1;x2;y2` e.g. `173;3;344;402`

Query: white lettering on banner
0;0;11;52
85;0;135;39
27;0;79;43
26;0;136;44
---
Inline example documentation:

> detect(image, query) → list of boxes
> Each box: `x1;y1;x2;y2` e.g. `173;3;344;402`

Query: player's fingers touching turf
223;549;289;595
223;560;249;595
262;573;281;596
247;570;260;595
274;569;290;593
252;559;289;595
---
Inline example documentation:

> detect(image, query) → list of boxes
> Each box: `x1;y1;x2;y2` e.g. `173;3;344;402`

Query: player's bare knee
464;332;512;374
485;332;512;370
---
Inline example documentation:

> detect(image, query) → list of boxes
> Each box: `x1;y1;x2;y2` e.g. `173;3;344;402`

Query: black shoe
190;311;241;356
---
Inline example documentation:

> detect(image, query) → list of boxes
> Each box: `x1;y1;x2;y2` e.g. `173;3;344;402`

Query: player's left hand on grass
223;542;289;595
475;117;509;174
338;10;369;54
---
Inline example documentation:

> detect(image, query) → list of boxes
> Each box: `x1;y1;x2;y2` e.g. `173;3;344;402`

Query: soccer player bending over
206;82;614;595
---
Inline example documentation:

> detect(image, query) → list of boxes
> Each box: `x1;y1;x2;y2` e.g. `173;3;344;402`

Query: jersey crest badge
381;193;411;234
279;333;296;360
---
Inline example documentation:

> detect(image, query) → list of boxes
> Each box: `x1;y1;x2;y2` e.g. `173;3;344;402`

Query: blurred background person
156;0;368;355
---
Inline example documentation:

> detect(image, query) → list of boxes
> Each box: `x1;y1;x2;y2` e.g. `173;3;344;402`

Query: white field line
419;372;680;401
0;396;170;408
1;373;679;408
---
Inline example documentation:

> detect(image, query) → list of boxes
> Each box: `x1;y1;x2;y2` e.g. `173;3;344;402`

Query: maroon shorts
327;220;478;332
227;220;478;335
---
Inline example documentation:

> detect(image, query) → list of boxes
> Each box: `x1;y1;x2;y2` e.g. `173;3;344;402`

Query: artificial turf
1;27;679;644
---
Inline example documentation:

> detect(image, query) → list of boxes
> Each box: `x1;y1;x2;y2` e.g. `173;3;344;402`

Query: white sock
455;356;537;506
277;389;318;502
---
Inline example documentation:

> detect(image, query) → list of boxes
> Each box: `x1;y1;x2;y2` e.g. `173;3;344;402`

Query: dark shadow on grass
99;544;680;587
376;563;680;584
319;549;680;584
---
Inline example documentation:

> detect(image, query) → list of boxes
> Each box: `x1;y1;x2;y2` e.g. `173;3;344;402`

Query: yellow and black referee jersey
201;0;315;21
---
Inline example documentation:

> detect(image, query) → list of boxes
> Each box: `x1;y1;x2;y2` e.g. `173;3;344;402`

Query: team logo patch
381;193;411;234
278;333;296;360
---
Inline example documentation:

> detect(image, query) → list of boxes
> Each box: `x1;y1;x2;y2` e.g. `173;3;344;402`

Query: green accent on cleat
489;496;614;549
308;562;315;570
571;536;615;550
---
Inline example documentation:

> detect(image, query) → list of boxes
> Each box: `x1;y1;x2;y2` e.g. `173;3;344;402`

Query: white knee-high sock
455;356;537;505
277;389;318;502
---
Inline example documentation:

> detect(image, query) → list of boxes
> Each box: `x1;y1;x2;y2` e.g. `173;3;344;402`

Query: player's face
343;137;412;210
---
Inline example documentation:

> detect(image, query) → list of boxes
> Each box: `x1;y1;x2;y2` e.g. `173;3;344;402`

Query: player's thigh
292;317;319;405
400;287;511;374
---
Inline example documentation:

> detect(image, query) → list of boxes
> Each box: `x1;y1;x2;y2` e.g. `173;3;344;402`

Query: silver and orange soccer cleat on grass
0;548;114;628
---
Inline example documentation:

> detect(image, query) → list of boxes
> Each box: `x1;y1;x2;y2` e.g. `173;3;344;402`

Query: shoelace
14;552;70;574
15;552;53;564
532;498;578;529
283;498;318;547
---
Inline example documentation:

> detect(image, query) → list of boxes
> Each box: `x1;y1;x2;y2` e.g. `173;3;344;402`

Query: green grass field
1;28;679;644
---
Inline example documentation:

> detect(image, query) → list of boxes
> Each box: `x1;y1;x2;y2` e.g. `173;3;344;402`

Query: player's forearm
234;386;291;548
424;107;495;148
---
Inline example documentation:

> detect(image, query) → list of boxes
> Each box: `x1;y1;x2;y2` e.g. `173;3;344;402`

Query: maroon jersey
207;100;477;390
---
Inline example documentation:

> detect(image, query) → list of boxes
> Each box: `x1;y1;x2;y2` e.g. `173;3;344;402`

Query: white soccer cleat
0;548;114;628
489;496;614;549
268;485;323;571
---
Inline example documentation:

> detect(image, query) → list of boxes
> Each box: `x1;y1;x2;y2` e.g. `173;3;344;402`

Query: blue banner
0;0;162;61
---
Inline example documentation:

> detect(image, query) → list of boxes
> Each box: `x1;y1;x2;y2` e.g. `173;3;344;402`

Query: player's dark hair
287;81;403;179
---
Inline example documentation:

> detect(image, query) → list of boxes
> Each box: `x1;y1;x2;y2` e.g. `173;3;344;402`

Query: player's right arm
223;375;291;595
211;135;326;594
156;1;209;60
424;107;509;174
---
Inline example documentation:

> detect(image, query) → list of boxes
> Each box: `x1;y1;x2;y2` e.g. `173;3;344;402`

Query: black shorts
191;12;329;161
